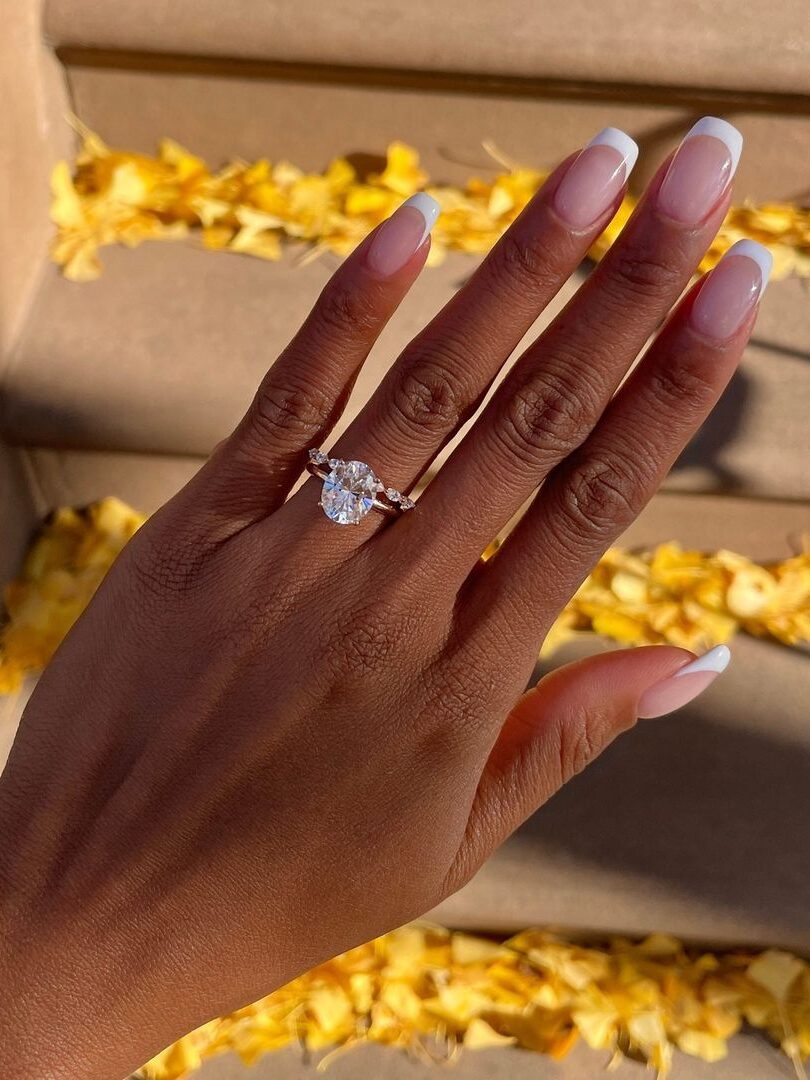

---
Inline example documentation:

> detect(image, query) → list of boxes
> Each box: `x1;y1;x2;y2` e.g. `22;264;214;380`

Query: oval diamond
320;460;379;525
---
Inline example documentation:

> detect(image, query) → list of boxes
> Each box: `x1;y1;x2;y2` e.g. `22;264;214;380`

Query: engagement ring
307;449;415;525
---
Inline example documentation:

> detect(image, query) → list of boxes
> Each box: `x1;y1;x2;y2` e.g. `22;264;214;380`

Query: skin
0;147;759;1080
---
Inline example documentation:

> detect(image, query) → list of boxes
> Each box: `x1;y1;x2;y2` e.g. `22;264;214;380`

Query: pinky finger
469;239;772;645
447;644;730;886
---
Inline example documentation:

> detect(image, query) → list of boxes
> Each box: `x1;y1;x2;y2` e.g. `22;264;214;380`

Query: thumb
452;644;730;885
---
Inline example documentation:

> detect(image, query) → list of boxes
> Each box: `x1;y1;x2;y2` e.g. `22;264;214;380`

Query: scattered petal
48;129;810;279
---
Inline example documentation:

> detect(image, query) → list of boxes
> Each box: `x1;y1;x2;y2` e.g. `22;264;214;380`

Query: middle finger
406;116;742;575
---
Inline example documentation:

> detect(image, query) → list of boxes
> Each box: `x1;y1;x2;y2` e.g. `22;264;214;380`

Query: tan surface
0;0;72;359
64;66;810;200
191;1036;787;1079
44;0;810;97
18;444;204;516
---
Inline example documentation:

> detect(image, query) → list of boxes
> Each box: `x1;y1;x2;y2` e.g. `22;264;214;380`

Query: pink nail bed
690;240;772;340
554;127;638;231
657;117;742;225
366;193;440;277
637;645;731;719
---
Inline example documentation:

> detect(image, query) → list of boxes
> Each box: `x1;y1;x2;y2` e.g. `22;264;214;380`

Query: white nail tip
674;644;731;678
401;193;441;246
587;127;639;178
723;238;773;289
685;117;743;175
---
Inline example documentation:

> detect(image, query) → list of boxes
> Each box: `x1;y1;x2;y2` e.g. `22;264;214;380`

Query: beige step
45;0;810;97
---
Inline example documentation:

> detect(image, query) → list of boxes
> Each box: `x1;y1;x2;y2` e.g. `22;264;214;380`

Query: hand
0;119;765;1079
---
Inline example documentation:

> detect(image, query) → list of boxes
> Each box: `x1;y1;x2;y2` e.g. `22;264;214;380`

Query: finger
408;117;742;577
449;645;730;884
469;239;771;648
176;194;440;531
293;129;638;518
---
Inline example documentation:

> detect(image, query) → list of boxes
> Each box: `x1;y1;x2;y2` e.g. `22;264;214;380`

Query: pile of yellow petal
542;541;810;656
51;127;810;283
133;925;809;1079
0;499;145;693
2;499;809;693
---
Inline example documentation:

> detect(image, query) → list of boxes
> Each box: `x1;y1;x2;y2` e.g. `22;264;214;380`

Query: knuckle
340;616;394;672
315;279;379;340
646;353;717;411
425;665;482;731
608;246;683;302
389;356;467;437
555;453;644;537
492;228;557;294
124;526;207;603
498;376;589;461
553;712;601;785
251;376;336;440
417;640;500;741
327;603;421;680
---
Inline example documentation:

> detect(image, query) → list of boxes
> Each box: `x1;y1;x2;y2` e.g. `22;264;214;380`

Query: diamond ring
307;449;415;525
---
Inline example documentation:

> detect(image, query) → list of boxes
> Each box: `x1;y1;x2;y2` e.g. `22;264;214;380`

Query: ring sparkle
307;449;415;524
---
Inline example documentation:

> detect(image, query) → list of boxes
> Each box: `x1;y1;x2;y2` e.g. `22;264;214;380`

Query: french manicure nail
690;240;772;340
637;645;731;719
366;193;440;277
657;117;743;225
553;127;639;231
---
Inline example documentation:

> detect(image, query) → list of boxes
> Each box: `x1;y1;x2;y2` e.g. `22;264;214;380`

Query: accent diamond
308;448;328;465
399;496;416;510
320;460;380;525
385;487;402;503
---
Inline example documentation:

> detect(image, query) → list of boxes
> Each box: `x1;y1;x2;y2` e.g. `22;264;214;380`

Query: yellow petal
50;161;86;228
726;567;777;618
572;1003;619;1049
747;950;804;1001
228;228;282;260
610;569;649;604
463;1018;517;1049
159;137;208;180
627;1010;666;1050
450;934;504;966
677;1029;729;1061
373;142;427;196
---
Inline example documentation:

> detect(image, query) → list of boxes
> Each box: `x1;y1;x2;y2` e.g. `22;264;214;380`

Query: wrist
0;906;144;1080
0;694;306;1080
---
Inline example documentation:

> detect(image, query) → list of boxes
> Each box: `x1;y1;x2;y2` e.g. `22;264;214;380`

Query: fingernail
657;117;743;224
366;193;440;277
690;240;772;340
553;128;638;231
637;645;731;719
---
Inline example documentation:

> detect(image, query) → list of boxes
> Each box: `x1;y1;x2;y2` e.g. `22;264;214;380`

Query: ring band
307;449;415;525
